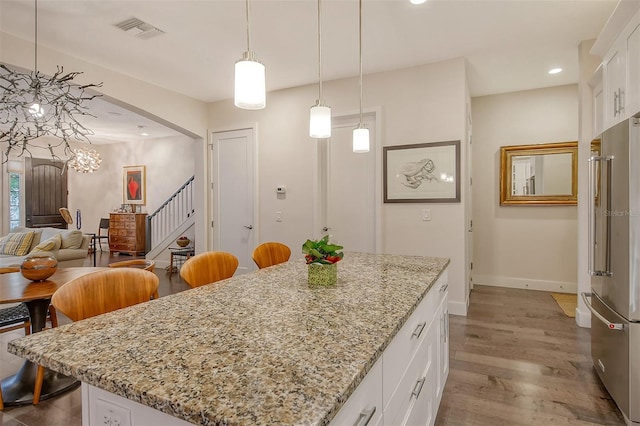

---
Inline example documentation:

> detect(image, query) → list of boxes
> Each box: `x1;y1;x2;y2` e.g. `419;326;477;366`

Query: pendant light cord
34;0;38;73
245;0;252;52
318;0;323;101
358;0;363;125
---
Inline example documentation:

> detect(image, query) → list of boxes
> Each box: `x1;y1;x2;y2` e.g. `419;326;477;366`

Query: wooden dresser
109;213;147;255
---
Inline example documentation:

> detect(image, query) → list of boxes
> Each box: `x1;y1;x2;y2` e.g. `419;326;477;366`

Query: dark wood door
25;158;68;229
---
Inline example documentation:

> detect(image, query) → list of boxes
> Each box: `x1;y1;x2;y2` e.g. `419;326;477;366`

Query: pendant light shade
235;52;266;109
310;102;331;138
353;0;369;153
353;126;370;153
234;0;266;110
310;0;331;138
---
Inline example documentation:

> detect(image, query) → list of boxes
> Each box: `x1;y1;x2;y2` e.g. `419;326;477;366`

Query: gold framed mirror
500;141;578;206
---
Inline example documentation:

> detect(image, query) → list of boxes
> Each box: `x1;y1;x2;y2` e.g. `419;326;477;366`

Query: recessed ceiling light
548;68;563;75
410;0;427;4
138;125;149;136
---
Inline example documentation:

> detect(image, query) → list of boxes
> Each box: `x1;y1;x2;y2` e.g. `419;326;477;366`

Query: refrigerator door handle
588;155;613;277
581;292;625;330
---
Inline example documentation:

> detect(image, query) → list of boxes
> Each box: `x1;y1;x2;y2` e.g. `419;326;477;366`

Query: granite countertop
8;252;449;425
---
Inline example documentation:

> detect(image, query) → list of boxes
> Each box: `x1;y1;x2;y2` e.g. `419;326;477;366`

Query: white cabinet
331;269;449;426
603;44;626;130
596;6;640;132
330;358;384;426
436;289;449;406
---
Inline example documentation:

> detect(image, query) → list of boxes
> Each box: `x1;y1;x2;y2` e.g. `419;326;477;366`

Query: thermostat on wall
276;186;286;194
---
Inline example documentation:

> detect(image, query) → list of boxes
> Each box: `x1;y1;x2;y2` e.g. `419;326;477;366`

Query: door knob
244;225;253;230
322;226;330;232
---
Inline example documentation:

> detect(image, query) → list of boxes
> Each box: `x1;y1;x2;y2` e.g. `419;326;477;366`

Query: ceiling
0;0;618;143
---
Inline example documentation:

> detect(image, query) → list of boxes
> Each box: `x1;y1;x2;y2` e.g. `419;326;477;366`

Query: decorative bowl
20;253;58;281
176;238;190;247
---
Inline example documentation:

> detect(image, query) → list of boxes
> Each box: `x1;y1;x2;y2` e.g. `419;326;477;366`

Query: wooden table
0;267;106;406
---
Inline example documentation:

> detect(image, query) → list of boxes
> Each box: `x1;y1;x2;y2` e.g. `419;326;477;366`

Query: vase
20;253;58;281
308;262;337;286
176;238;190;248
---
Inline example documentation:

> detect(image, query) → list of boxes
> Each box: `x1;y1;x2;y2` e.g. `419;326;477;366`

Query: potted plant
302;235;343;286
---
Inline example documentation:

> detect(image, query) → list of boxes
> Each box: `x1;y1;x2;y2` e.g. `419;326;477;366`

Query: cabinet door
593;81;603;137
436;292;449;405
626;16;640;117
603;45;626;130
401;319;439;426
330;358;383;426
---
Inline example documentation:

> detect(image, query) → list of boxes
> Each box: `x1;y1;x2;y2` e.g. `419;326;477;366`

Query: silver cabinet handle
354;407;376;426
244;225;253;230
411;322;426;339
411;377;426;399
439;283;448;293
581;293;624;330
614;90;619;116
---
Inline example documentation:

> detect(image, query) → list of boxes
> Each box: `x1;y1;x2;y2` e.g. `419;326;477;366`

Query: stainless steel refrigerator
584;117;640;426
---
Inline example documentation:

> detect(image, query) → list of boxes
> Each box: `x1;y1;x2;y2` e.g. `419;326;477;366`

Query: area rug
551;293;577;318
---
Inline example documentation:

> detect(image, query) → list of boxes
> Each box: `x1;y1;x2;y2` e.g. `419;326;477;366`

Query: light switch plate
422;209;431;221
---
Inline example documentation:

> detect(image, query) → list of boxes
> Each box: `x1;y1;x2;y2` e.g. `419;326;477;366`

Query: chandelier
67;147;102;173
0;0;102;166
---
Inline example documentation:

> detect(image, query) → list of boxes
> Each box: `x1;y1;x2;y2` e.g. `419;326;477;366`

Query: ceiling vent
115;17;164;40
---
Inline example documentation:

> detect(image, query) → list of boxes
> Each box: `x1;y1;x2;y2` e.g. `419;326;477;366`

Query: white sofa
0;227;91;268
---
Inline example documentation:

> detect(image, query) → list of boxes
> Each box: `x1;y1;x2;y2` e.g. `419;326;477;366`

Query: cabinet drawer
330;358;383;426
383;271;447;407
384;318;437;426
110;235;135;244
110;244;135;252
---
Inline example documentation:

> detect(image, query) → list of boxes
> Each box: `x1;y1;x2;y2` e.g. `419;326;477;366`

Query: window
9;172;21;231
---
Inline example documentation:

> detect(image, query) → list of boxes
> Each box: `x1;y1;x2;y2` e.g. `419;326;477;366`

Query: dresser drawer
110;235;136;244
383;317;437;426
110;243;136;252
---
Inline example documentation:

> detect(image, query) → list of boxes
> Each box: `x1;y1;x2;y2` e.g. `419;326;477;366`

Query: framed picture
123;165;146;205
383;140;460;203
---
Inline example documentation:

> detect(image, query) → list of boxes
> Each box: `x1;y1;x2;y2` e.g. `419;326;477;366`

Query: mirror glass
500;142;577;205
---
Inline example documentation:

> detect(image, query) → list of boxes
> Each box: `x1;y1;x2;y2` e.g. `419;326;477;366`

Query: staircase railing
146;176;195;252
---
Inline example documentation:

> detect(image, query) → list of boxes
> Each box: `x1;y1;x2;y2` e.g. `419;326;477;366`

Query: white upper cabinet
603;43;626;130
593;2;640;133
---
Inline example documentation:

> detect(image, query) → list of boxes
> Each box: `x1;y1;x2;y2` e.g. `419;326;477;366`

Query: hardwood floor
1;262;625;425
435;285;625;426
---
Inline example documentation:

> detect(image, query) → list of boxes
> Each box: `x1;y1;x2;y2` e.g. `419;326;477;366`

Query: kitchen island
8;252;449;425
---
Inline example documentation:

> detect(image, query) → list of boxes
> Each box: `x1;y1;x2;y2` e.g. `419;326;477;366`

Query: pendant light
309;0;331;138
234;0;266;110
353;0;369;153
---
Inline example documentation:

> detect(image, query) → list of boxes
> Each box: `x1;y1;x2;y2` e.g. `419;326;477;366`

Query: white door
318;113;378;253
210;129;256;274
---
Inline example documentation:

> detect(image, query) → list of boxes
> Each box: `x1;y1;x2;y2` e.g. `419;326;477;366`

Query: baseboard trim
473;274;577;294
575;307;592;328
448;298;468;317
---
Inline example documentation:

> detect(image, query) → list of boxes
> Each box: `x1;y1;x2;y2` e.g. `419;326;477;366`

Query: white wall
576;39;601;327
66;136;195;236
207;58;470;315
472;84;579;293
0;33;207;139
1;135;194;242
